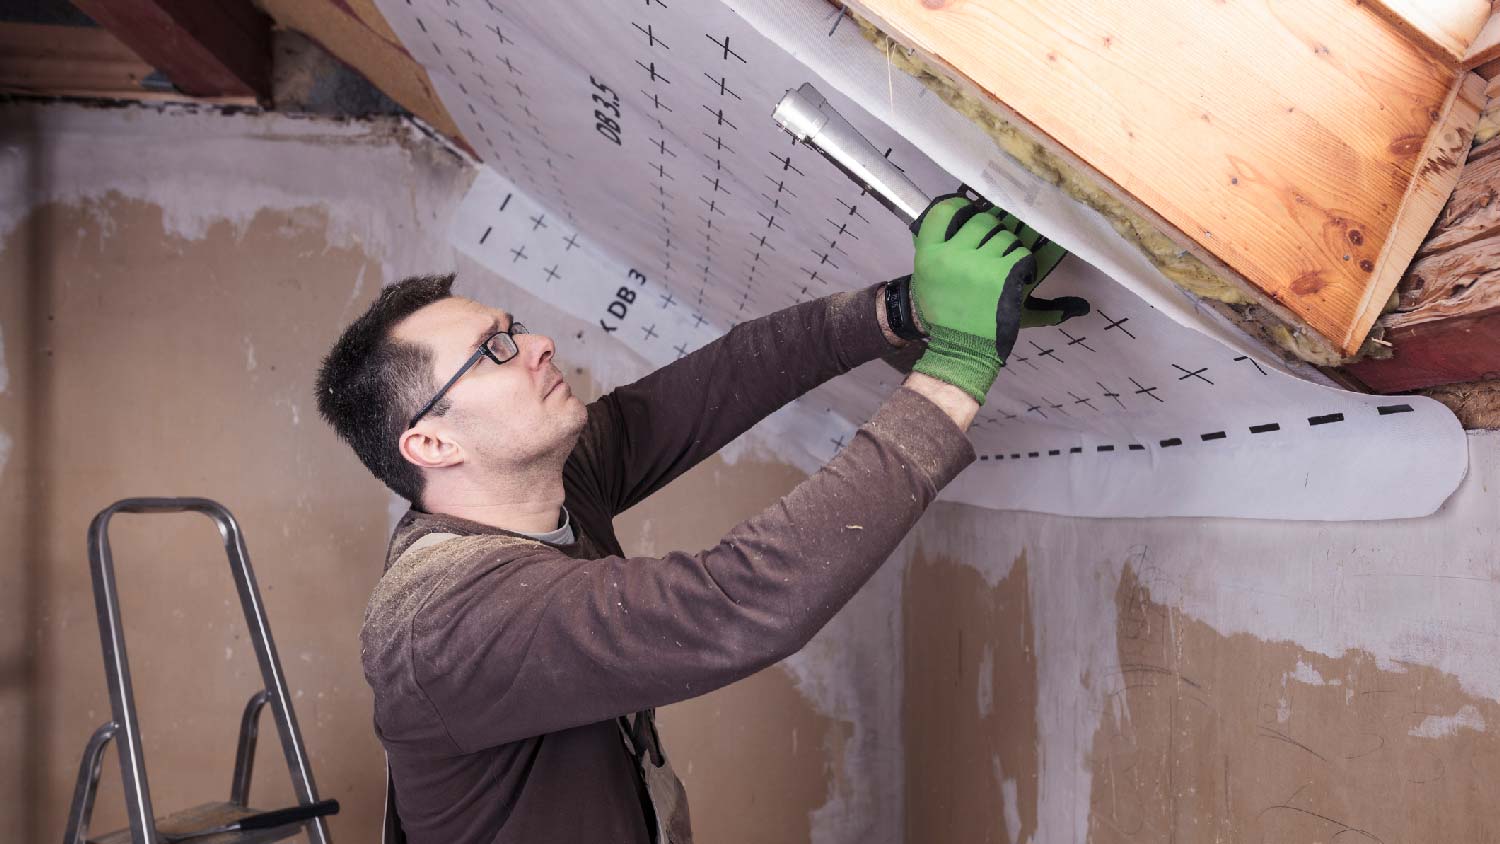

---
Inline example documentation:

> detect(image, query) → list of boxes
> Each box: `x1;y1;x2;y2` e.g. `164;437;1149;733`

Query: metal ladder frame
63;498;332;844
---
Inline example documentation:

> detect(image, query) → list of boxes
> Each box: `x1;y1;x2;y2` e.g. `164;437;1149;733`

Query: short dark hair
315;273;455;505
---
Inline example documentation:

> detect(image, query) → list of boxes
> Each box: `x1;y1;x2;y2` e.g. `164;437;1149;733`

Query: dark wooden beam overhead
0;22;157;98
69;0;271;100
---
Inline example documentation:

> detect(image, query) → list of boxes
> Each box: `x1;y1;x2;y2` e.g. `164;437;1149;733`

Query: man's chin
561;395;588;429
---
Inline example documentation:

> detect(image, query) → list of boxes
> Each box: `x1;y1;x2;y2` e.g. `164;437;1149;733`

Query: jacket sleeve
411;387;973;751
564;284;897;516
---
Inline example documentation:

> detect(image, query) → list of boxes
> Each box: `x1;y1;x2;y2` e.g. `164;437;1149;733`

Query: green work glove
908;195;1037;404
982;206;1090;328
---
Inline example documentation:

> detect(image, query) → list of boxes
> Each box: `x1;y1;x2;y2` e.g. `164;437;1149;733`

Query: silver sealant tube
771;82;933;230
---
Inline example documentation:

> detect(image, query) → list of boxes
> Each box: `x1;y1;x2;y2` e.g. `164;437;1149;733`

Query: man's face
395;296;587;472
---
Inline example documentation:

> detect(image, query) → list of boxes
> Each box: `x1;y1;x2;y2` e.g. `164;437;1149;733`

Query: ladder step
89;801;308;844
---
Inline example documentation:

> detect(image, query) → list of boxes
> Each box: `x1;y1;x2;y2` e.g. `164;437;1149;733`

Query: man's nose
522;332;555;368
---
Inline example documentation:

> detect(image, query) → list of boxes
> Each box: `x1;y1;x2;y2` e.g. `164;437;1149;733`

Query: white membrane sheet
378;0;1466;520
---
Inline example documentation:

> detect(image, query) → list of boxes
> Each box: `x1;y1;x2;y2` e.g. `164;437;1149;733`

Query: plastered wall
0;102;900;844
902;434;1500;842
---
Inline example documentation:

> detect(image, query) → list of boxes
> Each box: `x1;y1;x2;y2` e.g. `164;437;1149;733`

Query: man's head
315;274;586;509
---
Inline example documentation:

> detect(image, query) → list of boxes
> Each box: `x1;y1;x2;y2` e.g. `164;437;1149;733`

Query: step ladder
64;498;334;844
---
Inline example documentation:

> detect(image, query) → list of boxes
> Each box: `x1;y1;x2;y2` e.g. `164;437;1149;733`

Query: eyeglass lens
486;324;527;362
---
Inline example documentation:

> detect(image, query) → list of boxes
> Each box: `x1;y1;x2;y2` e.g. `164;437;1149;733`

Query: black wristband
885;276;926;342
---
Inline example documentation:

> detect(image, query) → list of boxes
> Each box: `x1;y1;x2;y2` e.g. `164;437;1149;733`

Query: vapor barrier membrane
376;0;1465;519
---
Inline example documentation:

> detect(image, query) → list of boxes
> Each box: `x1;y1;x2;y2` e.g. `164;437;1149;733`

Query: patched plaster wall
903;432;1500;842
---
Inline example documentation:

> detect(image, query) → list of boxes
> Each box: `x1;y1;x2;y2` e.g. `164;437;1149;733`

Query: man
314;196;1085;843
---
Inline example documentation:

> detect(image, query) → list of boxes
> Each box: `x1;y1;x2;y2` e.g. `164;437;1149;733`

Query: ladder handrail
86;497;331;844
231;690;270;807
63;720;118;844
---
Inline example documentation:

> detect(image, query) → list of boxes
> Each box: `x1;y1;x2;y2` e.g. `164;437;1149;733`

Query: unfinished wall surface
902;432;1500;842
0;102;901;844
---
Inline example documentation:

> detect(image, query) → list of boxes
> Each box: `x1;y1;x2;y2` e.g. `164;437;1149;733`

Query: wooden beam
1368;72;1488;325
1365;0;1492;65
1344;119;1500;392
1463;7;1500;75
69;0;271;100
0;22;155;98
1344;306;1500;391
1475;52;1500;82
1414;134;1500;257
847;0;1479;357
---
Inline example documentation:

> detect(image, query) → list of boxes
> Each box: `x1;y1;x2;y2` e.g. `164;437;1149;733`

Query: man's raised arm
568;280;909;516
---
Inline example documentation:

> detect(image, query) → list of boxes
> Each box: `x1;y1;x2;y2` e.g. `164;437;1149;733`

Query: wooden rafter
1345;128;1500;392
1463;7;1500;77
846;0;1483;358
69;0;271;100
0;22;155;99
1364;0;1492;65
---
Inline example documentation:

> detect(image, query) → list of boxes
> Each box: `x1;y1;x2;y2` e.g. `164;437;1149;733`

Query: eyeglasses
408;322;528;429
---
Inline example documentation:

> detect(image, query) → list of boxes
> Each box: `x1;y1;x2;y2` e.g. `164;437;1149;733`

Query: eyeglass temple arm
408;347;489;429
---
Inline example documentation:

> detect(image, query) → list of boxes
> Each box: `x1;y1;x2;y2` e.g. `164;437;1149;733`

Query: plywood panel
848;0;1477;355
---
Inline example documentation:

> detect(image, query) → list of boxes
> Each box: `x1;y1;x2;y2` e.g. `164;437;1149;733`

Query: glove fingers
997;212;1026;241
993;254;1035;361
1017;253;1046;301
995;216;1068;283
1019;294;1090;328
1012;238;1067;298
975;225;1025;260
946;205;1007;249
912;194;970;248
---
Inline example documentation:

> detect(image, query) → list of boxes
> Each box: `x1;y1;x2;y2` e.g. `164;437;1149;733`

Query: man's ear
399;424;465;470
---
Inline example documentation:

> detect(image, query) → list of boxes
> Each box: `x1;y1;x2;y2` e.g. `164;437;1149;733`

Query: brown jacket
361;284;975;842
